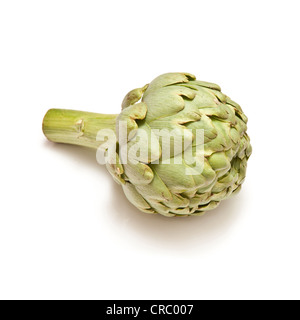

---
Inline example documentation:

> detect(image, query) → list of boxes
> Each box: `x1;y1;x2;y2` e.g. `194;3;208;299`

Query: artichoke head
106;73;252;217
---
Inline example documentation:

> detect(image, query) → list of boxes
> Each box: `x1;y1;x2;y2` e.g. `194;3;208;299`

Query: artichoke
43;72;251;217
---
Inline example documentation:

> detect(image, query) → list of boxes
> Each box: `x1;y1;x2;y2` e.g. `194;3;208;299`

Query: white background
0;0;299;300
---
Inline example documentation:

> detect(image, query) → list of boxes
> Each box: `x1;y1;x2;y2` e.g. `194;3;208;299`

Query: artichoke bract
43;73;252;217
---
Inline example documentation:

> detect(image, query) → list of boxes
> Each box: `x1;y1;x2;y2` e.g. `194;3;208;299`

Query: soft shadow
108;181;244;252
43;140;103;171
43;140;243;251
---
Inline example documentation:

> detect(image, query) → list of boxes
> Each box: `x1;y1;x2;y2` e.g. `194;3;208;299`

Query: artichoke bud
43;72;252;217
113;73;252;216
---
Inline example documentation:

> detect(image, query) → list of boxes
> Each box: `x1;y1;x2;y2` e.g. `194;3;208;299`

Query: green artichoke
43;72;252;217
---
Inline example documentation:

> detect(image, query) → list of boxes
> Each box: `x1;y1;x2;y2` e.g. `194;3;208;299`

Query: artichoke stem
42;109;117;149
